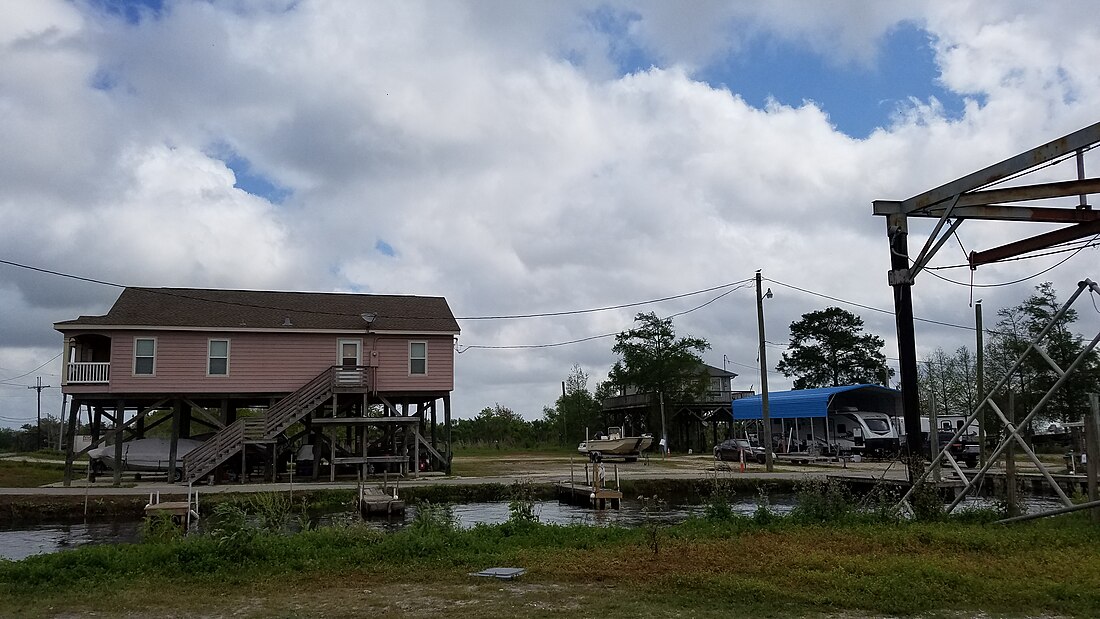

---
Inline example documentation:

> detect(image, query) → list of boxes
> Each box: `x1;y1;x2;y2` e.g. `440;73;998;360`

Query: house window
338;339;361;367
208;339;230;376
134;338;156;376
409;342;427;375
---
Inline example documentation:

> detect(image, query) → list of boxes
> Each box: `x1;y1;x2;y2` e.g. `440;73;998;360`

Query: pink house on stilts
55;287;460;485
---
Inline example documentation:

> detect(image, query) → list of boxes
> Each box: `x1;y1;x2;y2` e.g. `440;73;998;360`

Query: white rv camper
761;407;900;457
828;407;899;457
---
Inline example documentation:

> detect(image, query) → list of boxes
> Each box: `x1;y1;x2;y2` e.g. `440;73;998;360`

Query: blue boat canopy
732;384;900;420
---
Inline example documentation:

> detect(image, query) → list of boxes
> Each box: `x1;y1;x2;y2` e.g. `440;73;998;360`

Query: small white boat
88;437;204;481
578;427;653;461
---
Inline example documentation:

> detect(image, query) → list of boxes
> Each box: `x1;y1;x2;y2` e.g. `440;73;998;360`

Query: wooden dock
774;453;843;465
356;484;405;516
556;481;622;509
557;459;623;509
144;489;200;527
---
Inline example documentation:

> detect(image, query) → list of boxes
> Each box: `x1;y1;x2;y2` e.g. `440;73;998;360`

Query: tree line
458;281;1098;449
919;282;1100;430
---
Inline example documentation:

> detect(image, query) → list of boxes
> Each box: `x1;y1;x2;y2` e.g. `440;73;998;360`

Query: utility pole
561;381;567;444
28;377;51;451
755;271;774;472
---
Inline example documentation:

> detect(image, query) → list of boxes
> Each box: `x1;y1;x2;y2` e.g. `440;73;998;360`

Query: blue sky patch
583;7;653;75
209;145;291;204
88;0;165;25
89;69;118;92
375;240;397;257
696;21;967;138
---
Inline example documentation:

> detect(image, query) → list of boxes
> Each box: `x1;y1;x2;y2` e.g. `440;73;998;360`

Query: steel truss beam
896;279;1100;517
875;123;1100;483
901;121;1100;212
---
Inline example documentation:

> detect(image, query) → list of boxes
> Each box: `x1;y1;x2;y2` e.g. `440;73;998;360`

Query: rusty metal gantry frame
873;121;1100;482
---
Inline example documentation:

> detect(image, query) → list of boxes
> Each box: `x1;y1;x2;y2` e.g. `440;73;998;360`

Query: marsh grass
0;460;66;487
3;506;1100;617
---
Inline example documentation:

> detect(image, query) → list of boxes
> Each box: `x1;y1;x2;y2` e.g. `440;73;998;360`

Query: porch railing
67;362;110;384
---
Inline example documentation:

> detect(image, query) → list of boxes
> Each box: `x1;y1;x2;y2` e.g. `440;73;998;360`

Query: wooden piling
1006;392;1018;517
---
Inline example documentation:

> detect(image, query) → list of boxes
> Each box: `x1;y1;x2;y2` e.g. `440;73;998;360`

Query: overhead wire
0;353;62;384
457;282;754;351
925;238;1099;270
0;255;1078;354
0;257;754;323
456;278;753;320
922;235;1098;288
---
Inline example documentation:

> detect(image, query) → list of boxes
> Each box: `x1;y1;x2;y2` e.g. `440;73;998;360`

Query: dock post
1006;392;1018;517
929;393;940;483
1087;393;1099;523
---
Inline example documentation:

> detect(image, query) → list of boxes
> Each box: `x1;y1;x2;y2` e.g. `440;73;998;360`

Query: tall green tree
918;346;978;417
776;306;892;389
608;312;711;401
986;282;1100;424
607;312;710;439
451;404;533;447
542;365;603;445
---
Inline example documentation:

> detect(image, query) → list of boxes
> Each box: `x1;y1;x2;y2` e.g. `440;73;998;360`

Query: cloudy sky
2;0;1099;428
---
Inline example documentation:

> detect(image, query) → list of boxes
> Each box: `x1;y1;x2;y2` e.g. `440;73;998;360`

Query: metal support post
887;214;923;482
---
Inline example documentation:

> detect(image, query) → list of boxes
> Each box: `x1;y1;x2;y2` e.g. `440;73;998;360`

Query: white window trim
207;338;230;377
409;341;427;376
133;337;157;377
337;338;363;366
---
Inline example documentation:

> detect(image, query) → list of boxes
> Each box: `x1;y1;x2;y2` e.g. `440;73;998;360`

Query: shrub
790;478;854;523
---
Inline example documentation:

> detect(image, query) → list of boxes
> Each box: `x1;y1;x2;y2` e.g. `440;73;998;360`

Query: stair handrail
182;364;373;483
182;418;245;481
263;367;335;436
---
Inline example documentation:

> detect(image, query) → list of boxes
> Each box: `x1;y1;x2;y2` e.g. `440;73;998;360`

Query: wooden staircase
182;366;365;483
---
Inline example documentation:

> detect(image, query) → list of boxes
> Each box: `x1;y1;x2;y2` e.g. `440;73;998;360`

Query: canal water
0;494;1063;562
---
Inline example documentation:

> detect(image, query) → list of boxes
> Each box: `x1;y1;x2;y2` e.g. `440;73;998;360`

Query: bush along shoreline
2;480;1100;617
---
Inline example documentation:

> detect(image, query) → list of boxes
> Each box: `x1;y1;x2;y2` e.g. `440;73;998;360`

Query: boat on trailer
577;427;653;461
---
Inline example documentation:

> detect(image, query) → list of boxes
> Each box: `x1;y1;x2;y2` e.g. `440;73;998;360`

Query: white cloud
1;1;1099;426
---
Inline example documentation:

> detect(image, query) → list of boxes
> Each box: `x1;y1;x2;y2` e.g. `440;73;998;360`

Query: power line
457;283;753;351
0;257;752;322
763;278;978;333
0;353;61;384
926;238;1099;270
922;234;1098;288
456;279;753;320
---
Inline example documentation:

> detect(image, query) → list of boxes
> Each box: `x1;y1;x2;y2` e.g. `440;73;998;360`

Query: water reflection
0;520;142;561
0;493;1068;562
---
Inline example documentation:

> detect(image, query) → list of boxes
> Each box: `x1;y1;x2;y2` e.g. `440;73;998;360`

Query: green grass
3;505;1100;617
0;460;66;487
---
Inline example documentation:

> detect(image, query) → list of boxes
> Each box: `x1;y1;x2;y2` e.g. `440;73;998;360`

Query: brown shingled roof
54;288;460;333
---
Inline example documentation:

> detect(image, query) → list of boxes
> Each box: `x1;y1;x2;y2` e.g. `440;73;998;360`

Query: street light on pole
755;271;774;472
